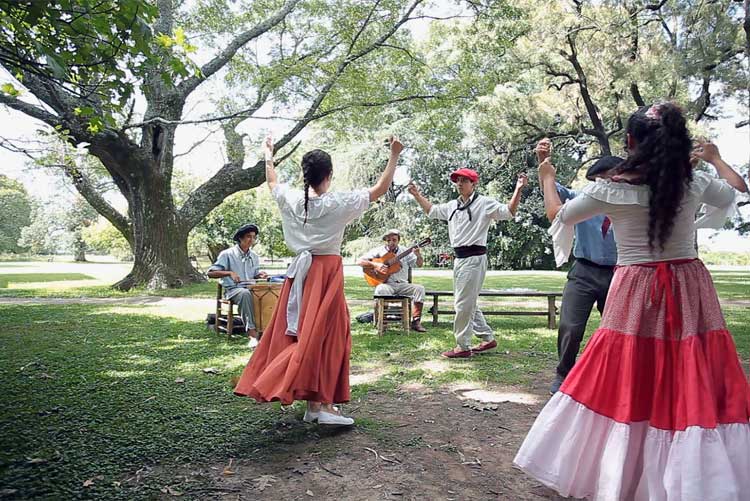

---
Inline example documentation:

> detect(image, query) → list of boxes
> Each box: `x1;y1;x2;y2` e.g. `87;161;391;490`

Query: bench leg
376;300;385;337
432;295;439;326
547;296;556;330
215;302;221;335
402;299;410;333
227;303;234;337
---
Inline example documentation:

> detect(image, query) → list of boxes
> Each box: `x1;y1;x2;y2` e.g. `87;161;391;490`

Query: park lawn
0;273;95;289
2;286;750;498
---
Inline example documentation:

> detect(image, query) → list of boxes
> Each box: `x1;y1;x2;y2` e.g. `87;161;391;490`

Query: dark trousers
556;259;614;379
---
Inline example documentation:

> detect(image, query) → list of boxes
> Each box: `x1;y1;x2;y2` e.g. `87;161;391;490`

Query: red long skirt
234;255;351;404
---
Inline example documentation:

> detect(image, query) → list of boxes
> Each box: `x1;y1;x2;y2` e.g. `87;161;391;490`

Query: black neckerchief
449;192;479;222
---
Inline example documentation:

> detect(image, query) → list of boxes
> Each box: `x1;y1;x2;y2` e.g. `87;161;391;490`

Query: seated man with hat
207;223;268;347
358;229;428;332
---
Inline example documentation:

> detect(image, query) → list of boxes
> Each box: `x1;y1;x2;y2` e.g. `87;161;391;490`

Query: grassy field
0;265;748;498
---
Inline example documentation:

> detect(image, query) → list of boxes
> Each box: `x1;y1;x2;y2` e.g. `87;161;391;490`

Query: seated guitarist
358;229;427;332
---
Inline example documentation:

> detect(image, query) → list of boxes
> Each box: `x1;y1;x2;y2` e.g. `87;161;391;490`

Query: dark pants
556;259;614;379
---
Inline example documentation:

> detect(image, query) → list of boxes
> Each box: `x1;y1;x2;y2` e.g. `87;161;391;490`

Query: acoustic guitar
363;237;432;286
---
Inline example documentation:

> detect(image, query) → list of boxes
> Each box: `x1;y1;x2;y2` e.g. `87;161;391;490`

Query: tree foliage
0;175;32;253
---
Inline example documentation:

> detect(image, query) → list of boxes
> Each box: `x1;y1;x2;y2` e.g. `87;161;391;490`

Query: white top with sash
428;194;513;247
272;183;370;335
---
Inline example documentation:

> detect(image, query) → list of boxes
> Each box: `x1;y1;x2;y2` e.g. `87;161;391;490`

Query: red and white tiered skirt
514;259;750;501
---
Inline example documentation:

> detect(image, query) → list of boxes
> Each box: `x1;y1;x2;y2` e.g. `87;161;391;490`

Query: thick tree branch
179;0;425;230
693;74;712;122
63;162;133;243
0;94;59;127
177;0;302;97
563;33;611;154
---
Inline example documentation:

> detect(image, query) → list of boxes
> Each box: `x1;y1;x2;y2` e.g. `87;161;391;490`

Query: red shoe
441;348;473;358
471;340;497;354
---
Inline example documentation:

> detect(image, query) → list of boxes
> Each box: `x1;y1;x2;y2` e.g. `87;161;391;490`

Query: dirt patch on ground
137;381;566;500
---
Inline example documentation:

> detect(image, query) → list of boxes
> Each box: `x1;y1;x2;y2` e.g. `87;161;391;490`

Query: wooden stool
215;283;239;336
373;295;411;336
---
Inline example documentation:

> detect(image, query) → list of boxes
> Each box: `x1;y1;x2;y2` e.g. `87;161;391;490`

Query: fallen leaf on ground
306;490;314;496
82;476;103;487
174;377;185;384
202;367;219;374
252;474;278;491
160;486;183;496
223;458;235;476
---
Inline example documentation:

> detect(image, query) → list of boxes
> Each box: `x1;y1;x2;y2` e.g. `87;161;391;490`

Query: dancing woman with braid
234;135;403;426
515;102;750;500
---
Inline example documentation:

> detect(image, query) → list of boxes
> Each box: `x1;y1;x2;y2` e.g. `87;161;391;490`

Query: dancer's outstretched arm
263;135;278;192
369;136;404;202
692;141;748;193
539;158;563;221
507;174;528;216
408;182;433;214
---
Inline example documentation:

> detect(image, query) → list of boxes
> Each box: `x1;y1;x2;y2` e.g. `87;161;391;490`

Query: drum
249;283;283;333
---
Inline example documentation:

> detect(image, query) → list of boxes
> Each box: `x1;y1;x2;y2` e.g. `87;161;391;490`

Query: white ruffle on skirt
514;393;750;501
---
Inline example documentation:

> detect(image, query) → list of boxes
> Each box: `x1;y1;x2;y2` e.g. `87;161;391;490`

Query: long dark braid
615;102;693;251
300;149;333;225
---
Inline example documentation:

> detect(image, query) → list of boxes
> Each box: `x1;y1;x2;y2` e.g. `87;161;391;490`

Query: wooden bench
425;290;563;329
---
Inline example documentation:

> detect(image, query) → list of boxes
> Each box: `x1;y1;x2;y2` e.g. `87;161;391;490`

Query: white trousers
453;254;493;350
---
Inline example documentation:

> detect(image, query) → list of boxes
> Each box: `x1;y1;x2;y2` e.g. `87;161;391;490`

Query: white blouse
429;194;513;247
272;184;370;255
549;171;737;266
272;183;370;336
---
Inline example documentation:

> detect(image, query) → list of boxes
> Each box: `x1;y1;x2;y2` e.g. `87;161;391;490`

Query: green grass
707;272;750;300
0;273;95;289
2;288;749;498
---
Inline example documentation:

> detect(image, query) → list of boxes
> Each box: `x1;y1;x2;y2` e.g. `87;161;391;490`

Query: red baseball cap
449;168;479;183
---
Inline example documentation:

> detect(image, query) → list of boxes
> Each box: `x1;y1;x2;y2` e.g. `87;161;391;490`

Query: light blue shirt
208;245;261;295
557;183;617;266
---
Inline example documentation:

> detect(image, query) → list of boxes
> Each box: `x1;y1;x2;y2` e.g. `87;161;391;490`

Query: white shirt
272;184;370;254
549;171;737;266
363;245;418;283
428;194;513;247
272;183;370;336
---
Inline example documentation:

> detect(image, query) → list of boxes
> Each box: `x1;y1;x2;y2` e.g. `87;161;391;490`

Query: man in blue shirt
208;223;268;347
536;139;620;394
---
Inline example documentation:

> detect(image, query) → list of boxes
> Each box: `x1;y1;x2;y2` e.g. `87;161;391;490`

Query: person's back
571;170;735;265
272;184;369;255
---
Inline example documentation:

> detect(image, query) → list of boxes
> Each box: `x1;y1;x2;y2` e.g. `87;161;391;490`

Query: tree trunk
73;234;87;262
112;171;204;291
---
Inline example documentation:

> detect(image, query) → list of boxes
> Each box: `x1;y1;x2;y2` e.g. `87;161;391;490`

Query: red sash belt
627;258;697;337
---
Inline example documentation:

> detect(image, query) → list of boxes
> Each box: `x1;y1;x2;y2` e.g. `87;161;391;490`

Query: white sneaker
302;406;339;423
247;337;259;349
317;410;354;426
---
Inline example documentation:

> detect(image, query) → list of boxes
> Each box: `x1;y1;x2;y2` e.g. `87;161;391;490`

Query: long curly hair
300;149;333;225
615;102;693;251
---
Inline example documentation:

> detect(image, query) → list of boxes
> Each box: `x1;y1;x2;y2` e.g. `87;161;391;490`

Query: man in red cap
408;168;528;358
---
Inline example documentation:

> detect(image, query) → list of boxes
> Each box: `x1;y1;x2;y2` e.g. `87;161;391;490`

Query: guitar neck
389;246;416;264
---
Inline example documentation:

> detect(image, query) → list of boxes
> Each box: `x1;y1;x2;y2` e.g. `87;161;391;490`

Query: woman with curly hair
234;135;403;426
515;102;749;500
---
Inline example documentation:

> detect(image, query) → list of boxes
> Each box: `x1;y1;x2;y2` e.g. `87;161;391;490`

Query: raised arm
369;136;404;202
538;158;563;221
506;174;528;216
263;134;278;192
692;141;748;193
407;182;433;214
